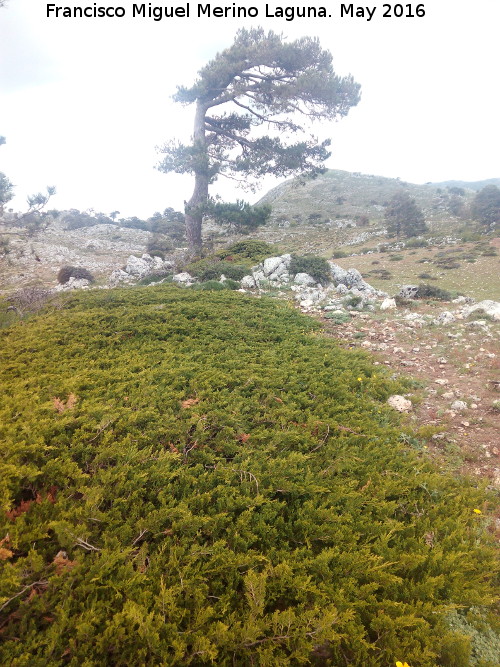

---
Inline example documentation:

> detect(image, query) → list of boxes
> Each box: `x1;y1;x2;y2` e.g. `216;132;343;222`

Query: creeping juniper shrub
289;254;331;285
0;286;497;666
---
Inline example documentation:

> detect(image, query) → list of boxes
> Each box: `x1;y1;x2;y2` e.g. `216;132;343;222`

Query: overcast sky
1;0;499;218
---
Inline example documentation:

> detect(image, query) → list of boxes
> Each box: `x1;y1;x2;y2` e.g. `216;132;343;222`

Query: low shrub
137;273;172;286
146;234;174;258
222;278;241;290
331;249;348;259
418;272;438;281
405;237;428;248
416;283;453;300
186;259;248;282
217;240;276;262
289;254;331;285
323;311;350;324
57;266;95;284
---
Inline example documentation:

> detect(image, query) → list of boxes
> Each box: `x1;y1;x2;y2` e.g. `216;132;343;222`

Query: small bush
481;247;498;256
217;240;276;262
405;237;428;248
416;283;453;300
147;234;174;258
186;258;247;281
137;273;172;286
331;249;348;259
368;268;392;280
324;311;350;324
418;272;437;280
223;278;241;290
344;295;362;308
289;254;331;285
57;266;95;284
389;254;404;261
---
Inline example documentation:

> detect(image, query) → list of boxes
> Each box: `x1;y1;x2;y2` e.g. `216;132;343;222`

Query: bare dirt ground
321;303;500;493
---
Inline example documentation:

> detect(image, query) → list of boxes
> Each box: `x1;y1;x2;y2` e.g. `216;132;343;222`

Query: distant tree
157;28;360;253
1;136;56;233
448;194;465;217
110;211;120;221
471;184;500;228
384;192;427;238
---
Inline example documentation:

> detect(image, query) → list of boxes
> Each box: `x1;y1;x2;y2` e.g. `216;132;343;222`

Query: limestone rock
433;311;456;325
398;285;419;299
387;395;412;412
380;298;397;311
241;275;256;289
172;272;193;285
263;256;285;277
294;272;316;286
451;400;468;411
463;300;500;321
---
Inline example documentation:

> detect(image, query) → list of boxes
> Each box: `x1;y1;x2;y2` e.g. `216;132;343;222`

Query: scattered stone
442;391;455;399
435;379;449;386
451;400;467;411
433;311;456;326
380;297;396;311
387;395;412;412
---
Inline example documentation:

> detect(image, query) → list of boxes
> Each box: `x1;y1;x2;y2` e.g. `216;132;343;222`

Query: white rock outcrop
387;395;412;412
463;300;500;321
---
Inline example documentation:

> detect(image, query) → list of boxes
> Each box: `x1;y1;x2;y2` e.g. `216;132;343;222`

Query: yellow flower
396;662;411;667
357;377;362;382
473;509;482;515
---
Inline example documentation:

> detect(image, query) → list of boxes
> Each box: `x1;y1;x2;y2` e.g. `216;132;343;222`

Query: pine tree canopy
384;191;427;238
157;28;361;251
472;184;500;228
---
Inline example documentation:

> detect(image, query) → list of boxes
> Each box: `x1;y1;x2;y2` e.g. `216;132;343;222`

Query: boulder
433;311;456;326
398;285;420;299
451;400;468;412
263;256;286;277
380;297;397;311
172;272;193;285
125;255;151;277
268;262;289;280
109;269;133;286
294;272;317;286
330;263;348;285
241;275;256;289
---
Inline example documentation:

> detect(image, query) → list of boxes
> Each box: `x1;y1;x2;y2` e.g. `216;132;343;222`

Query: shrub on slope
0;287;497;666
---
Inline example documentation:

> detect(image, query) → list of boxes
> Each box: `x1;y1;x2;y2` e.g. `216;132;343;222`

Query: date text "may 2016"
341;4;425;21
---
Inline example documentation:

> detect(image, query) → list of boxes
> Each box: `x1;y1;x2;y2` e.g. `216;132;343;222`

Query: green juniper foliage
0;286;498;665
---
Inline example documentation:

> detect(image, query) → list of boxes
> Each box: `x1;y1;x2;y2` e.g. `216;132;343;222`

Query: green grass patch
0;286;498;665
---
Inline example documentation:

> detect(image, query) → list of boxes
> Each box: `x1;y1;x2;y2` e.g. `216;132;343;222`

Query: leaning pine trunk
184;101;209;255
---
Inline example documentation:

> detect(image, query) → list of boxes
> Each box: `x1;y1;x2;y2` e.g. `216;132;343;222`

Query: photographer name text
46;3;426;22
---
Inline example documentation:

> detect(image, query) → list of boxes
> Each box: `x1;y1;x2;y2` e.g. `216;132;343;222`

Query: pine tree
157;28;360;253
471;184;500;229
384;192;427;238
